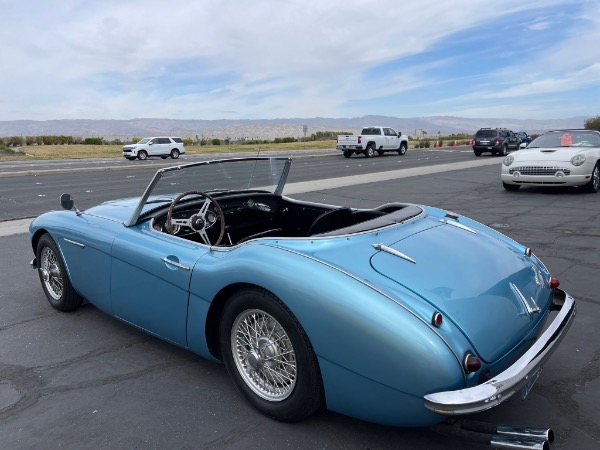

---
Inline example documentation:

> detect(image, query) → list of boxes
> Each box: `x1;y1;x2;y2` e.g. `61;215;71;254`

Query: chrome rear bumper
424;288;576;415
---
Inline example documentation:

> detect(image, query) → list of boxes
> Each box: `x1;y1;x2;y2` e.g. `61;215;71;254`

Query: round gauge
245;199;255;208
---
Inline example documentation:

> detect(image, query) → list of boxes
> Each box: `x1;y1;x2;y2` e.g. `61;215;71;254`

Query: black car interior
145;192;422;246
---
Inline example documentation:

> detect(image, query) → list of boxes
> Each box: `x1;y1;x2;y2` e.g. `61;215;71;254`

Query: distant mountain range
0;116;589;140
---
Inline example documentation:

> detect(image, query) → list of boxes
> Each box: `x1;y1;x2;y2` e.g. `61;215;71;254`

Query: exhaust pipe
432;419;553;449
491;434;548;450
497;425;553;443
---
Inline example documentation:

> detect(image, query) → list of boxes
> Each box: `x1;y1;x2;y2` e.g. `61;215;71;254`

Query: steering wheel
166;191;225;246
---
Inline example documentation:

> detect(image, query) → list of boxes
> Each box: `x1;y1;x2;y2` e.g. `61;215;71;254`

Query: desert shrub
311;131;352;141
132;137;141;144
83;137;103;145
183;138;193;146
7;136;23;147
211;138;221;145
438;139;444;147
25;136;36;146
584;115;600;131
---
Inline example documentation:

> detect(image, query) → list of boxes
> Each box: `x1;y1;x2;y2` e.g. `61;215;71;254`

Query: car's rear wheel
365;144;374;158
219;287;323;422
137;150;148;160
583;163;600;193
398;143;407;155
343;150;352;158
36;234;83;312
170;149;180;159
474;150;482;156
503;182;521;191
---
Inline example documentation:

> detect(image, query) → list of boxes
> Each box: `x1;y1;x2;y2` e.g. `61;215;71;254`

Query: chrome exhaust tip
491;434;549;450
497;425;554;444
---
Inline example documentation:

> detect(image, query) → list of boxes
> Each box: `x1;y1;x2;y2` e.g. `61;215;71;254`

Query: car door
388;128;400;149
110;225;209;347
157;137;172;155
147;138;161;156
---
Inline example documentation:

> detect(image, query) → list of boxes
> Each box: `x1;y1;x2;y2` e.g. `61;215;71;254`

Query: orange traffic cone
453;140;457;147
435;140;439;148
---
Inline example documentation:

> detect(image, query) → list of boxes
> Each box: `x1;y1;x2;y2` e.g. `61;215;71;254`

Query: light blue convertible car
29;157;575;428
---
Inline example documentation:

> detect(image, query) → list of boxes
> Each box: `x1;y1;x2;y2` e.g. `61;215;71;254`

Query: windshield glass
126;157;291;225
528;130;600;148
137;138;150;144
476;129;496;138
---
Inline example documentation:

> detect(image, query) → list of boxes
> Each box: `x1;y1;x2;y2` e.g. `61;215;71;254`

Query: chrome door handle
162;257;190;271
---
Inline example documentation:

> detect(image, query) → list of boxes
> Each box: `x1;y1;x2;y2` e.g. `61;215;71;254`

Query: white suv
123;137;185;160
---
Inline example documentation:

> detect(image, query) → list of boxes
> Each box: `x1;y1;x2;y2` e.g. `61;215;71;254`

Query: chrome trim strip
162;257;190;271
510;283;541;316
424;289;576;415
439;219;477;234
372;243;416;264
64;238;85;248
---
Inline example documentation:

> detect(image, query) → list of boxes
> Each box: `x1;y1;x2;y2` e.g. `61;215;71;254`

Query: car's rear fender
188;243;467;403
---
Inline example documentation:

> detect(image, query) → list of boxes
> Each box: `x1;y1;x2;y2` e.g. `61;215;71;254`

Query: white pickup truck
336;126;409;158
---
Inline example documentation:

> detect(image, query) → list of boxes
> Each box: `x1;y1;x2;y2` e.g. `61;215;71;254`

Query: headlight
503;155;514;166
571;154;586;166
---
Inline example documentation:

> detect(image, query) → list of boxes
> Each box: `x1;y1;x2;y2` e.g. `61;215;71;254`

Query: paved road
1;150;599;449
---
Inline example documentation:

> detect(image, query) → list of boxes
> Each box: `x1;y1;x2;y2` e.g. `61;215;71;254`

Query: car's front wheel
583;163;600;193
503;182;521;191
500;145;508;156
137;150;148;160
398;143;407;155
36;234;83;312
219;287;323;422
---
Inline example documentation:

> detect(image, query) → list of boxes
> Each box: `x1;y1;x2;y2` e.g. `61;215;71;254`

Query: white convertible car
501;129;600;193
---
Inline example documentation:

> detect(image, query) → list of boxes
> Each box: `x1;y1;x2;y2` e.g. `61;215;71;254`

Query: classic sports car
501;129;600;192
30;157;575;428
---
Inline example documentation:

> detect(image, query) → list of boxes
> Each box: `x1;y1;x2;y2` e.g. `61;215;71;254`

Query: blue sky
1;0;599;121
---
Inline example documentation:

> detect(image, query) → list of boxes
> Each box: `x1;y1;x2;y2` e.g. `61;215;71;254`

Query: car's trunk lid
370;222;552;362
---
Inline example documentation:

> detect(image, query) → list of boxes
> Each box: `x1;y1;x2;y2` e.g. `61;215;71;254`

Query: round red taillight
464;354;481;373
525;247;532;257
432;312;443;328
550;277;560;289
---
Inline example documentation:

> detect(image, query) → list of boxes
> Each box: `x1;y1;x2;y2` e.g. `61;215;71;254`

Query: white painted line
0;157;501;236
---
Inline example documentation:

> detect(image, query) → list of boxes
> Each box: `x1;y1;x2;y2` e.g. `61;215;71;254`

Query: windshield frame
124;157;292;226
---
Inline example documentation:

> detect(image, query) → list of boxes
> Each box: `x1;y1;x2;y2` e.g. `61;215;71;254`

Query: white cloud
0;0;595;120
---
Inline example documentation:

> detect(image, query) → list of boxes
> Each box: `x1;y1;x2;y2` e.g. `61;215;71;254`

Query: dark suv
472;128;521;156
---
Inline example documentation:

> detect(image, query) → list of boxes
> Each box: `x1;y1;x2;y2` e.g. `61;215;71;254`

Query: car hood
515;147;585;162
369;221;552;362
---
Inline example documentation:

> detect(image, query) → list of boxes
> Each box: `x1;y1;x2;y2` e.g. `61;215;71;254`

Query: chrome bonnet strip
372;243;416;264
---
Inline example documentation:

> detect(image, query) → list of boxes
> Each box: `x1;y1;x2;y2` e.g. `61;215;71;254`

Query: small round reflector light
464;354;482;373
432;312;443;328
525;248;532;257
550;277;560;289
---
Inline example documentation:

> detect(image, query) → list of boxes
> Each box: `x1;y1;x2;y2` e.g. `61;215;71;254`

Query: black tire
377;149;384;156
398;143;407;156
365;144;374;158
343;150;351;158
500;145;508;156
161;156;168;159
137;150;148;160
583;163;600;193
219;287;323;422
474;150;482;156
36;234;83;312
170;149;180;159
503;182;521;191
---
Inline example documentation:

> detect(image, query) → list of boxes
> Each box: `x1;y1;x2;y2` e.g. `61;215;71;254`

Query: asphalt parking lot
0;150;599;449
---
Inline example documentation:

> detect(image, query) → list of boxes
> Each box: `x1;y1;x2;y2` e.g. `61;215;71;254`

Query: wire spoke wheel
231;309;297;401
40;246;63;300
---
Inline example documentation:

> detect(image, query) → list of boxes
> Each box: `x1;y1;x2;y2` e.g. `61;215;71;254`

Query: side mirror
149;141;153;145
398;131;402;136
60;193;82;215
